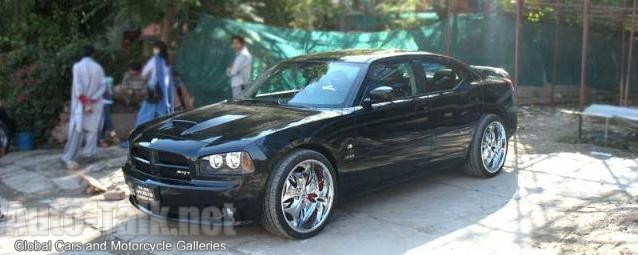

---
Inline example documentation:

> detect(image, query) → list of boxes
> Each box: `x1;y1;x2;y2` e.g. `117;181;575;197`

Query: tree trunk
161;0;177;46
338;0;347;31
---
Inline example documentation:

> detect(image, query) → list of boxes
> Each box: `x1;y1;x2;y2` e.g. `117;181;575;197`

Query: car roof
288;49;441;63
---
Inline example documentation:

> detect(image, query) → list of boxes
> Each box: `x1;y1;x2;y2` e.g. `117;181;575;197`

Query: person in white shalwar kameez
61;45;105;170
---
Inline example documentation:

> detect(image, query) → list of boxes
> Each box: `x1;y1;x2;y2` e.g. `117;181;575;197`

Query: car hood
136;101;343;146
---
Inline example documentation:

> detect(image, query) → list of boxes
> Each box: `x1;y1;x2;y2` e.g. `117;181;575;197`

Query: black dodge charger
124;49;517;239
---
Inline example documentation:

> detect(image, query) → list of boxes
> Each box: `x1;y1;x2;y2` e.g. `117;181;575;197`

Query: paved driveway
1;107;637;255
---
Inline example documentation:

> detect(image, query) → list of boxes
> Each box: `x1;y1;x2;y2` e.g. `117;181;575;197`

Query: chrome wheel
281;159;334;234
480;121;507;173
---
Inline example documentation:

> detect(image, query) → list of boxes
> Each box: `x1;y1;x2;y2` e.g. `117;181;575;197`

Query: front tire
261;149;337;239
464;114;508;177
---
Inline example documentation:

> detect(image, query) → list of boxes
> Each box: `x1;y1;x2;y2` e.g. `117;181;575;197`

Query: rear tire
261;149;337;239
464;114;508;177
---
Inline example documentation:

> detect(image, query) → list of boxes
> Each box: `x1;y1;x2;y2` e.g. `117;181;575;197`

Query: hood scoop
180;114;247;136
156;119;197;131
172;119;197;128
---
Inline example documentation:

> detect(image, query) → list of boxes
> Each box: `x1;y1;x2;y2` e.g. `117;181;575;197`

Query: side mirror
362;86;394;111
369;86;394;101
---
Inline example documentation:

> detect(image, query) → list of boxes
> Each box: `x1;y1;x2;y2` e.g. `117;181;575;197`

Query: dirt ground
516;106;638;255
0;105;637;255
530;192;638;255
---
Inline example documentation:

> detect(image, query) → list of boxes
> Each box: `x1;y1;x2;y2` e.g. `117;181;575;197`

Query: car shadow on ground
79;137;524;255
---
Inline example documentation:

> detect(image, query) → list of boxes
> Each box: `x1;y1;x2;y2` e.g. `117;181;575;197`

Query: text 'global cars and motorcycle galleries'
13;239;227;253
124;49;517;239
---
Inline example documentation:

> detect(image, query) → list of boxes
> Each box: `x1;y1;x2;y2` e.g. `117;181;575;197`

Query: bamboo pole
514;0;522;89
578;0;590;141
620;0;627;105
551;8;560;106
445;0;453;55
621;24;627;104
624;0;637;105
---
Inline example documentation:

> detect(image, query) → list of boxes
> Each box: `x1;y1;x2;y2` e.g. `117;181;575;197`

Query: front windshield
239;61;364;108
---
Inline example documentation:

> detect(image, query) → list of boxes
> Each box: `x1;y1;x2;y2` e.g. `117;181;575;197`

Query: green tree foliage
2;0;549;145
375;0;432;29
0;0;113;143
497;0;630;27
283;0;339;30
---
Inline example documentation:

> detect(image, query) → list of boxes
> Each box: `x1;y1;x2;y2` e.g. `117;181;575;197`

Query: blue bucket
15;132;33;151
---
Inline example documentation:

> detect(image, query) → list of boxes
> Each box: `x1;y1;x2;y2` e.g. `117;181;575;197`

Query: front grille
133;159;153;174
132;146;152;161
157;151;189;166
131;146;192;180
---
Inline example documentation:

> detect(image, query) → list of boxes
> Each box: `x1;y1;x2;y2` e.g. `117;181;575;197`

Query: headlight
200;151;254;175
225;152;242;169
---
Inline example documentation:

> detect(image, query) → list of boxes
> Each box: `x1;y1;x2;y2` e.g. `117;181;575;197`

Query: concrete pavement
0;107;637;255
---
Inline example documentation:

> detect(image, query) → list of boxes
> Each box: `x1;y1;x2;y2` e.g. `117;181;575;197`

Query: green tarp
175;14;628;106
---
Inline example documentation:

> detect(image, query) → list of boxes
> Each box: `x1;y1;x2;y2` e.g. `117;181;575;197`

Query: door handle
416;104;429;111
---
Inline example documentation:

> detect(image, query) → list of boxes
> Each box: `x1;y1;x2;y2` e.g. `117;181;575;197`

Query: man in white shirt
226;35;252;98
61;45;105;170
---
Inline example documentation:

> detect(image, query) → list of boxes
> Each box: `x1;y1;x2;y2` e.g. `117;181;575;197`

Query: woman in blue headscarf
135;41;173;126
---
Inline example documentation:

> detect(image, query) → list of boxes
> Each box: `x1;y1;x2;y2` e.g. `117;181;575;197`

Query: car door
402;58;437;170
415;57;482;163
347;59;421;187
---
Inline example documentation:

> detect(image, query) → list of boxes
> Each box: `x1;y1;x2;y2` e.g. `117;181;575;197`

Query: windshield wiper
237;98;313;109
237;98;281;106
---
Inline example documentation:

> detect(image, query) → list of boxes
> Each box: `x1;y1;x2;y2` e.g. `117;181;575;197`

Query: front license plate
133;184;158;204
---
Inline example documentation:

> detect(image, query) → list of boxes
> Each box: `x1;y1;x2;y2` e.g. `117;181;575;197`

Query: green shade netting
176;14;627;106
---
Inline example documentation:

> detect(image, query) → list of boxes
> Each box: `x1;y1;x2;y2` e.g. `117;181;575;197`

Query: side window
365;61;416;100
417;59;466;94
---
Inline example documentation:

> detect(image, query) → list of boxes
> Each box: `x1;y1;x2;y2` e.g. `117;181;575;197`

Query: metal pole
514;0;522;88
578;0;590;141
620;0;627;105
624;0;637;106
551;8;560;106
445;0;453;55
